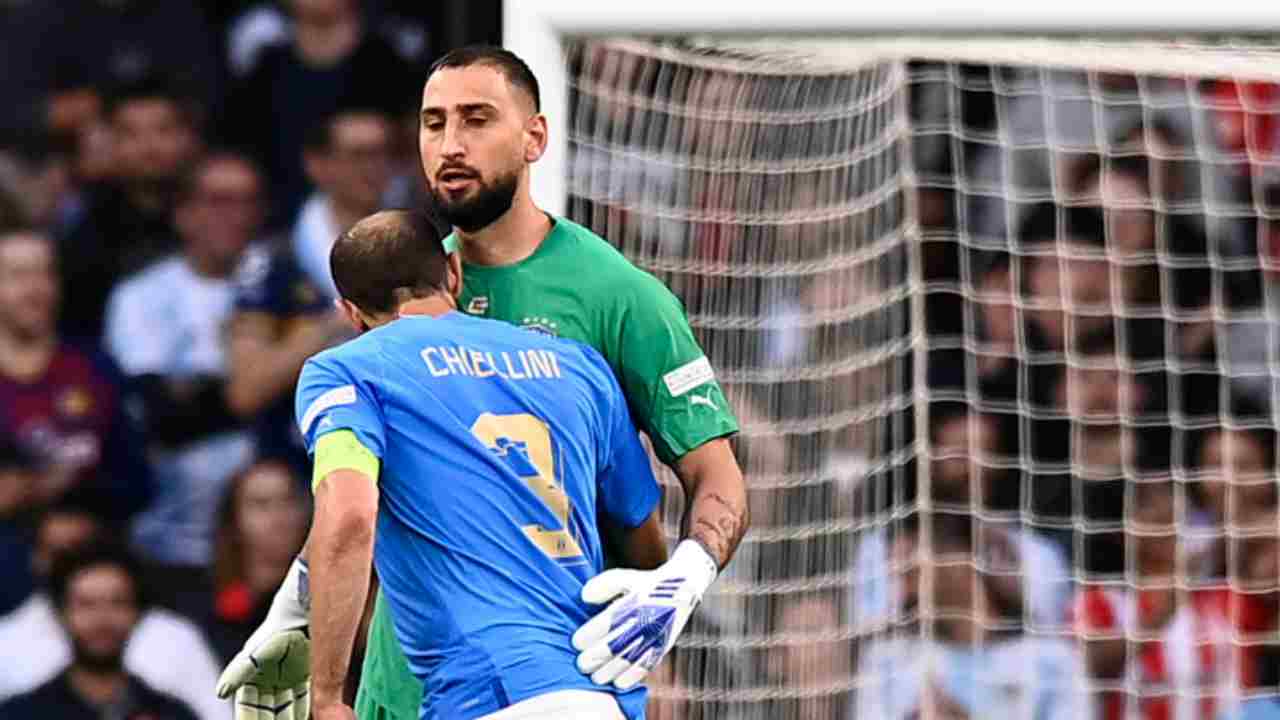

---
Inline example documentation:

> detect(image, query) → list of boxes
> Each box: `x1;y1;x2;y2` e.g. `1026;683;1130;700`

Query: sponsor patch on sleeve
662;356;716;398
300;384;357;435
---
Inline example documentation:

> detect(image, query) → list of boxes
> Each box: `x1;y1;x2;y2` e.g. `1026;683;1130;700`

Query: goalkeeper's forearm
310;469;377;708
675;438;749;569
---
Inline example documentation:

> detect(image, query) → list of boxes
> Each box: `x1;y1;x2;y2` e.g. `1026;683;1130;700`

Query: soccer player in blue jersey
295;210;718;720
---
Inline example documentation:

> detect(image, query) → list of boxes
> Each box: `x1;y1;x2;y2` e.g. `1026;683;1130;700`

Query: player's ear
524;113;548;163
446;252;463;301
336;298;366;334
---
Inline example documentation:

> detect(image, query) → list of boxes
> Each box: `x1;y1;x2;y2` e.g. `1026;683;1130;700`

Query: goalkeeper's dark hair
48;542;147;614
428;45;541;112
330;209;449;315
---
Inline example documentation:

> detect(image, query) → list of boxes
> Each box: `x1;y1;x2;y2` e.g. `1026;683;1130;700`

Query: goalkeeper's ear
523;113;548;164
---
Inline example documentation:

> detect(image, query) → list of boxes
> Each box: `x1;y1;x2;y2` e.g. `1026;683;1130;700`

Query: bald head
330;210;449;316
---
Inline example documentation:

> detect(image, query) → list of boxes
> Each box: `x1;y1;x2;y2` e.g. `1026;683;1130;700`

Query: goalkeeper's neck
454;186;554;268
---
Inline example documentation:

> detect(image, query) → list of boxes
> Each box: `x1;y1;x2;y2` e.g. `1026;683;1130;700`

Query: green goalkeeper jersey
353;216;739;719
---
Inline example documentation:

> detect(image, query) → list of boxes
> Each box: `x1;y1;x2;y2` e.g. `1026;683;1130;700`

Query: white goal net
561;35;1280;720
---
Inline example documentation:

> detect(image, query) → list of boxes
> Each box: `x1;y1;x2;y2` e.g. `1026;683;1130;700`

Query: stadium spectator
0;502;105;700
222;0;433;80
1053;326;1150;478
0;178;25;234
0;511;224;719
104;153;265;569
1189;416;1277;537
965;73;1208;254
1226;504;1280;698
1066;154;1162;306
856;513;1092;720
0;129;76;234
931;403;1073;626
224;223;350;476
294;107;397;298
1020;204;1114;352
0;545;201;720
58;76;203;342
219;0;418;227
1073;481;1239;720
0;432;41;615
0;0;219;137
851;405;1072;636
1033;323;1162;573
973;252;1018;382
68;106;118;189
0;228;152;524
204;460;308;664
769;590;852;720
930;401;1010;507
1066;151;1231;366
1215;183;1280;410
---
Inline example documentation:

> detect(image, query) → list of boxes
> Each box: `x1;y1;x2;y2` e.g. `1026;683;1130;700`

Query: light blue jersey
294;311;660;720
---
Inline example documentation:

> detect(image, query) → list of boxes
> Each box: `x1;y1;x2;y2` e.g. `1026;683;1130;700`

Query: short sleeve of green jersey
610;278;739;464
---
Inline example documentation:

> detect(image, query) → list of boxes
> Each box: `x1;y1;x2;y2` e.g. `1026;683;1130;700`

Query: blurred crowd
562;50;1280;720
900;68;1280;720
839;69;1280;719
0;1;466;717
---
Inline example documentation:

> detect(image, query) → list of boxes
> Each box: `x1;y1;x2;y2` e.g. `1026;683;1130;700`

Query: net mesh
562;36;1280;720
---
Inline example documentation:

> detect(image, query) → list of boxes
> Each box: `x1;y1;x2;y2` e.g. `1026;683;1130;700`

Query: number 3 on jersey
470;413;585;561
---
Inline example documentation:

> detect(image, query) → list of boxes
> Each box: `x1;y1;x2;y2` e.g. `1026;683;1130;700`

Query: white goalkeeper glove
572;540;719;690
216;556;312;720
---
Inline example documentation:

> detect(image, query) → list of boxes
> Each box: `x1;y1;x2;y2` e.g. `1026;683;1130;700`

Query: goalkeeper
216;45;750;720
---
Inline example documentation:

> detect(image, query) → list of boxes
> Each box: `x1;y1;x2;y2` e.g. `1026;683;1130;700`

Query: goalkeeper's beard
430;169;519;233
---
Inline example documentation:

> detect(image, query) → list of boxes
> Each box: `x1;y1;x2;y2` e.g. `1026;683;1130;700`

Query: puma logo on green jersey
689;390;718;411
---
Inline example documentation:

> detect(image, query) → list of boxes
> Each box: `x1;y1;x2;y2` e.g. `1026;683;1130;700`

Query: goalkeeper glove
572;540;719;690
216;556;312;720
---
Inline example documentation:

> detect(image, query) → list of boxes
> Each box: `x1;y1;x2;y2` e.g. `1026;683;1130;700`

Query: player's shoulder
551;217;680;303
455;312;610;366
447;311;618;383
549;333;615;378
299;333;376;386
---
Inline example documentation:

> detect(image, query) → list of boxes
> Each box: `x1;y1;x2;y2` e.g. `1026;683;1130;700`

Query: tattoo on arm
687;492;748;569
